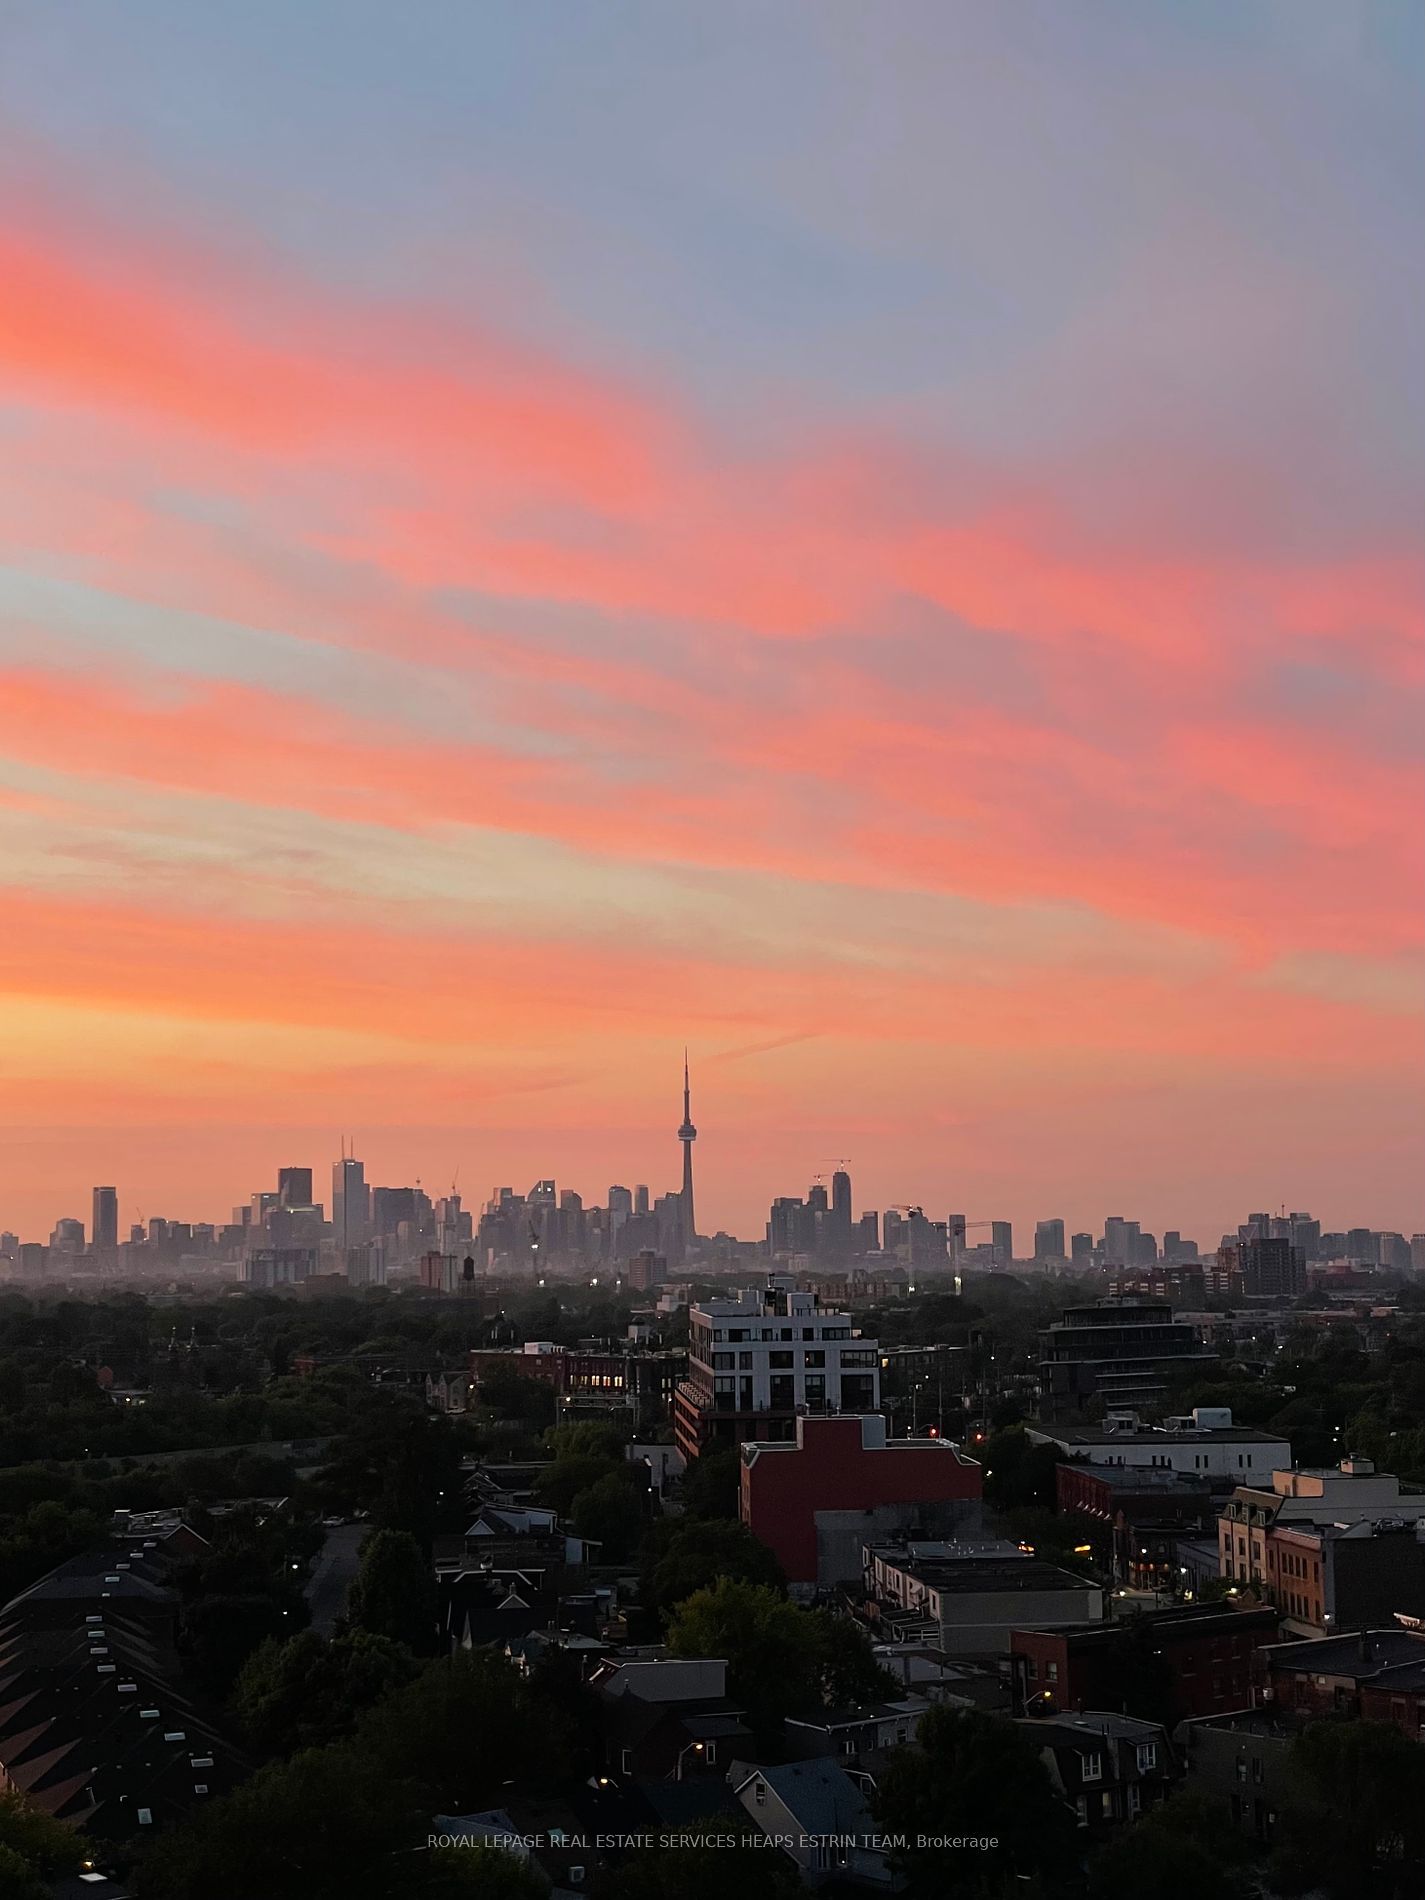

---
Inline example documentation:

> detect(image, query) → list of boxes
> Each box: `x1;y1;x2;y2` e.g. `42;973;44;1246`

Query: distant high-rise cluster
0;1071;1420;1296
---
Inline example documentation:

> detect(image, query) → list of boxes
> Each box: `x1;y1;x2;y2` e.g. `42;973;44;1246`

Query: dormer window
1081;1753;1103;1782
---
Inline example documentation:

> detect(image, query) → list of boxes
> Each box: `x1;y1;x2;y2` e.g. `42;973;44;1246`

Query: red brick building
1262;1628;1425;1720
1359;1658;1425;1740
739;1413;982;1590
1011;1603;1280;1721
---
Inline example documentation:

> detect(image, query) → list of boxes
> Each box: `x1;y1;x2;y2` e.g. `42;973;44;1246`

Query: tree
872;1707;1078;1898
805;1605;895;1707
534;1452;625;1517
350;1649;560;1814
665;1578;890;1733
0;1789;85;1895
233;1628;419;1754
183;1592;305;1696
347;1529;439;1654
0;1843;48;1900
134;1742;423;1900
547;1421;628;1462
478;1365;557;1428
571;1472;646;1561
1272;1718;1425;1898
1088;1792;1252;1900
648;1517;784;1613
677;1448;739;1518
981;1429;1062;1511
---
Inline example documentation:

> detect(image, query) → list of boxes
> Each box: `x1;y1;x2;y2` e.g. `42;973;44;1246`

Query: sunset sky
1;1;1421;1245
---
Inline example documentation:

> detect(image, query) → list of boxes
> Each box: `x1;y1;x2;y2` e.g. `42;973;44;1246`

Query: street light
675;1741;706;1780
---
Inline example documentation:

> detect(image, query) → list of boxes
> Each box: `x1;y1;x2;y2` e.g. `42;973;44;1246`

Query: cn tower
677;1050;697;1242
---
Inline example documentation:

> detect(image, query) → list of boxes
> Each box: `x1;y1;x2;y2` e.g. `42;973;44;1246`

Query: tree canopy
664;1577;892;1733
872;1706;1079;1899
346;1528;440;1654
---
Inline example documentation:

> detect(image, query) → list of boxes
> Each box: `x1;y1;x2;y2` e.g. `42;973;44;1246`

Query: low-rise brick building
1261;1627;1425;1719
1011;1603;1280;1722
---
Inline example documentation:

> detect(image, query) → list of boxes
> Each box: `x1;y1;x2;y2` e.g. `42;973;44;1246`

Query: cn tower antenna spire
677;1048;697;1247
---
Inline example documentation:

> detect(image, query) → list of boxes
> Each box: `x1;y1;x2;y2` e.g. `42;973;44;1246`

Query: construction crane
809;1157;853;1186
948;1218;992;1246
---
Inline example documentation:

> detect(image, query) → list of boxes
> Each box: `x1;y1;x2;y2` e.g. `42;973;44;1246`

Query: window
1252;1756;1264;1783
712;1353;735;1370
1075;1797;1088;1826
803;1350;825;1368
137;1810;153;1827
704;1743;717;1765
1045;1662;1059;1682
755;1780;767;1807
768;1352;794;1369
1236;1758;1248;1783
1080;1753;1103;1783
1136;1743;1157;1772
620;1748;633;1774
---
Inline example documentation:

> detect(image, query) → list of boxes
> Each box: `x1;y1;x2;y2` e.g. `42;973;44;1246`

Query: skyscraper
332;1154;369;1252
278;1166;313;1209
678;1052;697;1242
991;1221;1013;1265
91;1186;118;1252
831;1169;853;1254
1034;1218;1066;1261
1103;1217;1140;1266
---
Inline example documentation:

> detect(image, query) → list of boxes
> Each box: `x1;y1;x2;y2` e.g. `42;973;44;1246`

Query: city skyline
3;1086;1417;1258
1;4;1422;1239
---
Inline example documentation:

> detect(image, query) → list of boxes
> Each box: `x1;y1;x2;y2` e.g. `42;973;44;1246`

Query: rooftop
1035;1710;1166;1743
1176;1708;1299;1741
1034;1422;1289;1446
1262;1629;1425;1676
1011;1603;1279;1645
729;1757;873;1838
1064;1466;1213;1493
891;1557;1098;1596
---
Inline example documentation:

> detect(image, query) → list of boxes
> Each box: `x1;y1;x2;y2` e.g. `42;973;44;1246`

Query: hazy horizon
3;1105;1416;1249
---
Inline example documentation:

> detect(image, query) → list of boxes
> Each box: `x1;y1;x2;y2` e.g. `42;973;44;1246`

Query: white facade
686;1275;880;1417
1027;1407;1290;1482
